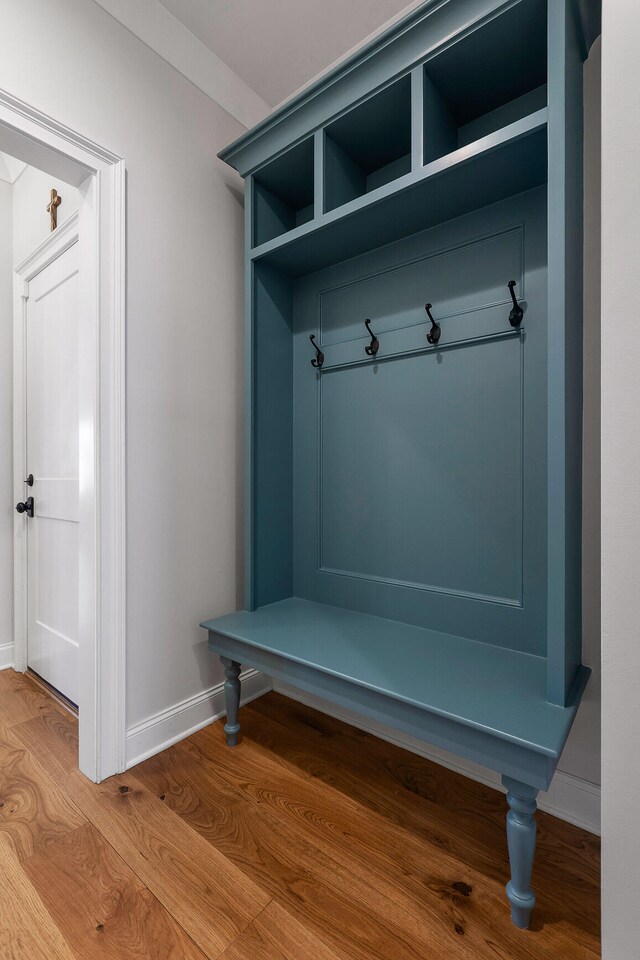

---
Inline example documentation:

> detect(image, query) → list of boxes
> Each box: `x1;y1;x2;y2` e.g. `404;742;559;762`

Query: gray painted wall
601;0;640;953
0;0;247;731
12;167;80;267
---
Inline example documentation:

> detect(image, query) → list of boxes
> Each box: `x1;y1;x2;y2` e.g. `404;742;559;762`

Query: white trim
91;0;269;129
125;670;273;769
14;209;80;275
539;768;601;835
6;86;126;783
0;643;14;671
273;681;601;836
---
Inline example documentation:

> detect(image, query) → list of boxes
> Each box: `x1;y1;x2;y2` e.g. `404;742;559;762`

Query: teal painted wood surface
221;658;241;747
203;598;589;764
503;777;539;928
212;633;563;790
546;0;587;706
209;0;601;930
252;110;547;276
324;74;411;211
252;262;293;609
253;137;314;245
291;188;548;654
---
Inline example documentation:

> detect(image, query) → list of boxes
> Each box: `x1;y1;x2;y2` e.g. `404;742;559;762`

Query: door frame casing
7;87;126;783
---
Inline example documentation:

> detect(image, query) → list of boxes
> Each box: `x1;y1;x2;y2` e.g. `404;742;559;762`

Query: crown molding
91;0;270;130
219;0;601;176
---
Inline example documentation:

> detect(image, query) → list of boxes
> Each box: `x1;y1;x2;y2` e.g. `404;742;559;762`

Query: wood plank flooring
0;669;600;959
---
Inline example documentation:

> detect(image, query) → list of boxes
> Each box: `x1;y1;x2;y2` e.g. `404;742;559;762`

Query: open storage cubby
324;74;411;212
208;0;600;934
423;0;547;164
252;136;315;246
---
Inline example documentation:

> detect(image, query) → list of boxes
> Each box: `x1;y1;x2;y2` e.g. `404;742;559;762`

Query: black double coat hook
364;319;379;356
425;303;441;345
508;280;524;327
309;334;324;368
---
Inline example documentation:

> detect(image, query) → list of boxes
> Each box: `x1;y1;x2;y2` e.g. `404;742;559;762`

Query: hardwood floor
0;669;600;959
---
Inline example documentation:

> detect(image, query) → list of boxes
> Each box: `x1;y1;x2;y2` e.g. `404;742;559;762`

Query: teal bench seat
201;597;590;929
202;598;589;792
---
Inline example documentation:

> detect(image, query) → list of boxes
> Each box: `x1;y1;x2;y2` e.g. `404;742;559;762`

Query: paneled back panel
293;186;548;654
320;338;522;604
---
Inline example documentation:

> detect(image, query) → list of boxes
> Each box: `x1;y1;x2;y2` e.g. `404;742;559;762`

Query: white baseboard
273;680;601;836
125;670;600;835
125;669;273;769
0;642;14;671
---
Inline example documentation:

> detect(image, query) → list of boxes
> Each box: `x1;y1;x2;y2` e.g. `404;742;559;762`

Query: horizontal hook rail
310;280;526;374
312;325;523;374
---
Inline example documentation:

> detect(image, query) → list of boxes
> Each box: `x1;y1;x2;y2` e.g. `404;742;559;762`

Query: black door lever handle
16;497;34;518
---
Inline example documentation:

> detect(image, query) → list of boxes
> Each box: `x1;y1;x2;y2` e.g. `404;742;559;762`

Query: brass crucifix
46;188;62;231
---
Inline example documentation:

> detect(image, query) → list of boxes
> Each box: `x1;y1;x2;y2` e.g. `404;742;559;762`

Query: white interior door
24;241;80;705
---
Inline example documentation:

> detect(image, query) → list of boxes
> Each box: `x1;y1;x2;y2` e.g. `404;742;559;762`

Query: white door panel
25;241;80;704
35;478;79;522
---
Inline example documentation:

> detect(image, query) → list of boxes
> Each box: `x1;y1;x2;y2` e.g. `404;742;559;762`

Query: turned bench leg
502;775;539;929
221;657;241;747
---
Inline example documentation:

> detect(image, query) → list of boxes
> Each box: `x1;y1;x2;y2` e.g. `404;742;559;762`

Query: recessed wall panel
319;338;522;604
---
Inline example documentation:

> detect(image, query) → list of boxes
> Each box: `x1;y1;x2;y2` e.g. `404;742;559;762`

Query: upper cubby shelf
248;0;549;268
324;75;411;212
252;110;547;277
253;136;314;247
423;0;547;163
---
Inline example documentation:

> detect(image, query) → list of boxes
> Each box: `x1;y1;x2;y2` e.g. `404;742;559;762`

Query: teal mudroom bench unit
202;0;601;930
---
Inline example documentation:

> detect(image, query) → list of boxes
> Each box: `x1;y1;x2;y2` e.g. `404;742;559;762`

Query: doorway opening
14;208;81;708
0;88;126;782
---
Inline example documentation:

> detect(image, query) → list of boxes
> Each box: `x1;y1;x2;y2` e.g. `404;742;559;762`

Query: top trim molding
219;0;600;176
0;88;121;168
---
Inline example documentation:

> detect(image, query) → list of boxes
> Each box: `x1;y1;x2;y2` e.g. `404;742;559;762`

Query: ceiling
156;0;417;107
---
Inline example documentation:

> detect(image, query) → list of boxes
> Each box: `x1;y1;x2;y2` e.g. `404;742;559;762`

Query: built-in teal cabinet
202;0;601;930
